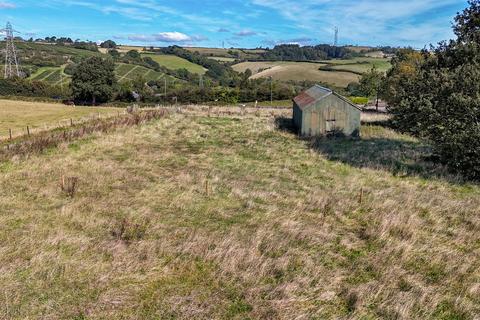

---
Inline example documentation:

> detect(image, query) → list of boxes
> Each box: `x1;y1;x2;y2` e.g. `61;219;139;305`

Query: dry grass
0;108;478;319
0;99;121;139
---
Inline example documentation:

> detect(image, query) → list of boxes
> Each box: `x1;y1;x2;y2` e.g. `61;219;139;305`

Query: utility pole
164;77;167;104
2;22;21;78
270;76;273;106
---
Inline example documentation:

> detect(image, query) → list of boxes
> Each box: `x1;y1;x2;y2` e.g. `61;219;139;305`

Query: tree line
259;44;360;61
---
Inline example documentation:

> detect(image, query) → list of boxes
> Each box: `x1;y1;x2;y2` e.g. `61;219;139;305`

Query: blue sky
0;0;468;48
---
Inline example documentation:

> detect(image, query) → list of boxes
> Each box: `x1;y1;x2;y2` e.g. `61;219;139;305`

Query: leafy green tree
108;49;121;59
358;67;384;110
71;56;116;105
454;0;480;43
126;50;141;59
100;40;117;49
384;0;480;179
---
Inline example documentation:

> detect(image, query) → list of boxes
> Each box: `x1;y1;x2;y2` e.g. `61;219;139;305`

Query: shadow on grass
309;136;445;179
274;117;298;134
274;116;456;181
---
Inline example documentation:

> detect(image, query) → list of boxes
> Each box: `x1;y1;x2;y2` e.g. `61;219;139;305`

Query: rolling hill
232;57;391;88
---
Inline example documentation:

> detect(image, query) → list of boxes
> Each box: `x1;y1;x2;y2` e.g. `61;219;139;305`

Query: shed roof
293;84;361;111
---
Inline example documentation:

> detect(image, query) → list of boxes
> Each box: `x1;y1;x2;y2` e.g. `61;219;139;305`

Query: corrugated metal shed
293;85;361;137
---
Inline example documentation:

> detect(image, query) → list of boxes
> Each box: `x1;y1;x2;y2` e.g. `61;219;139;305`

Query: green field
0;99;120;138
29;66;70;86
142;54;207;74
0;110;478;318
115;63;176;82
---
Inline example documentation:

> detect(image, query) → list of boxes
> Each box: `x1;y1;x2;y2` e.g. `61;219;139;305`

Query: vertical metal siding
298;94;360;136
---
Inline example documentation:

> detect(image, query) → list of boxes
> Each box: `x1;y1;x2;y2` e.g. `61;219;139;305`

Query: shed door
325;120;336;132
325;107;336;133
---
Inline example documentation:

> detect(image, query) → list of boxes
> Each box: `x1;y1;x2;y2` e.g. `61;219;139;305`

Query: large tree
100;40;117;49
384;0;480;179
71;56;116;105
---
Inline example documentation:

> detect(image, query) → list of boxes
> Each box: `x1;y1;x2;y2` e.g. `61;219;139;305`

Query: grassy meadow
0;107;478;319
142;54;207;74
0;99;120;138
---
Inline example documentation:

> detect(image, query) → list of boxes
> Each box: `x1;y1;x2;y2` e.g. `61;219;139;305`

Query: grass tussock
0;109;478;319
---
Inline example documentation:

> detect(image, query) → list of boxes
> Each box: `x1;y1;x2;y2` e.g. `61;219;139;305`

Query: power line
1;22;21;78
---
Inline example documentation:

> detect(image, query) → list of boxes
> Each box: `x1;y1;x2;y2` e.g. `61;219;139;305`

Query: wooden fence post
358;187;364;204
9;129;12;140
70;118;73;127
27;126;30;136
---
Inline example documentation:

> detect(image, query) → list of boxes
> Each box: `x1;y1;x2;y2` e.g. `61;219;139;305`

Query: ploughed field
0;107;478;319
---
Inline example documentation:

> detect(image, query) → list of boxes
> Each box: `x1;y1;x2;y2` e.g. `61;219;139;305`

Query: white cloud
250;0;461;47
128;32;207;43
0;1;15;9
235;30;258;37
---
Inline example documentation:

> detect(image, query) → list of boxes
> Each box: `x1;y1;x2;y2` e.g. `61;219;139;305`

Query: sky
0;0;469;48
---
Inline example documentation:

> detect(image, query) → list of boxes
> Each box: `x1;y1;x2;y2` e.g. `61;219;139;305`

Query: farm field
208;56;236;62
115;63;175;83
0;99;120;138
117;45;148;53
0;109;478;319
29;66;70;86
185;47;266;59
321;57;392;74
233;61;360;87
141;54;207;74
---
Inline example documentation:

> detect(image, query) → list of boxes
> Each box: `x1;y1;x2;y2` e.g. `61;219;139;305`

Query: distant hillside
0;41;101;77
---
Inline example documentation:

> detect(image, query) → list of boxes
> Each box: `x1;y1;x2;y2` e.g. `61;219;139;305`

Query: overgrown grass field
0;108;478;319
0;99;120;138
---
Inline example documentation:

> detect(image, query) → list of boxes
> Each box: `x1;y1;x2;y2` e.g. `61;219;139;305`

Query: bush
0;78;63;98
349;97;369;105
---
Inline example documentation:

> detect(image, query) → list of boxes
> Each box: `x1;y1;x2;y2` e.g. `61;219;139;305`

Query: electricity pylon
334;26;339;47
1;22;21;78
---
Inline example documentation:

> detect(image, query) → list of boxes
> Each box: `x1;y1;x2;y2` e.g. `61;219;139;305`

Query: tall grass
0;110;478;319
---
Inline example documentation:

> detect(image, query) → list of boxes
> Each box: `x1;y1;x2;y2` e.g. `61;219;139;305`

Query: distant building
293;85;361;137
